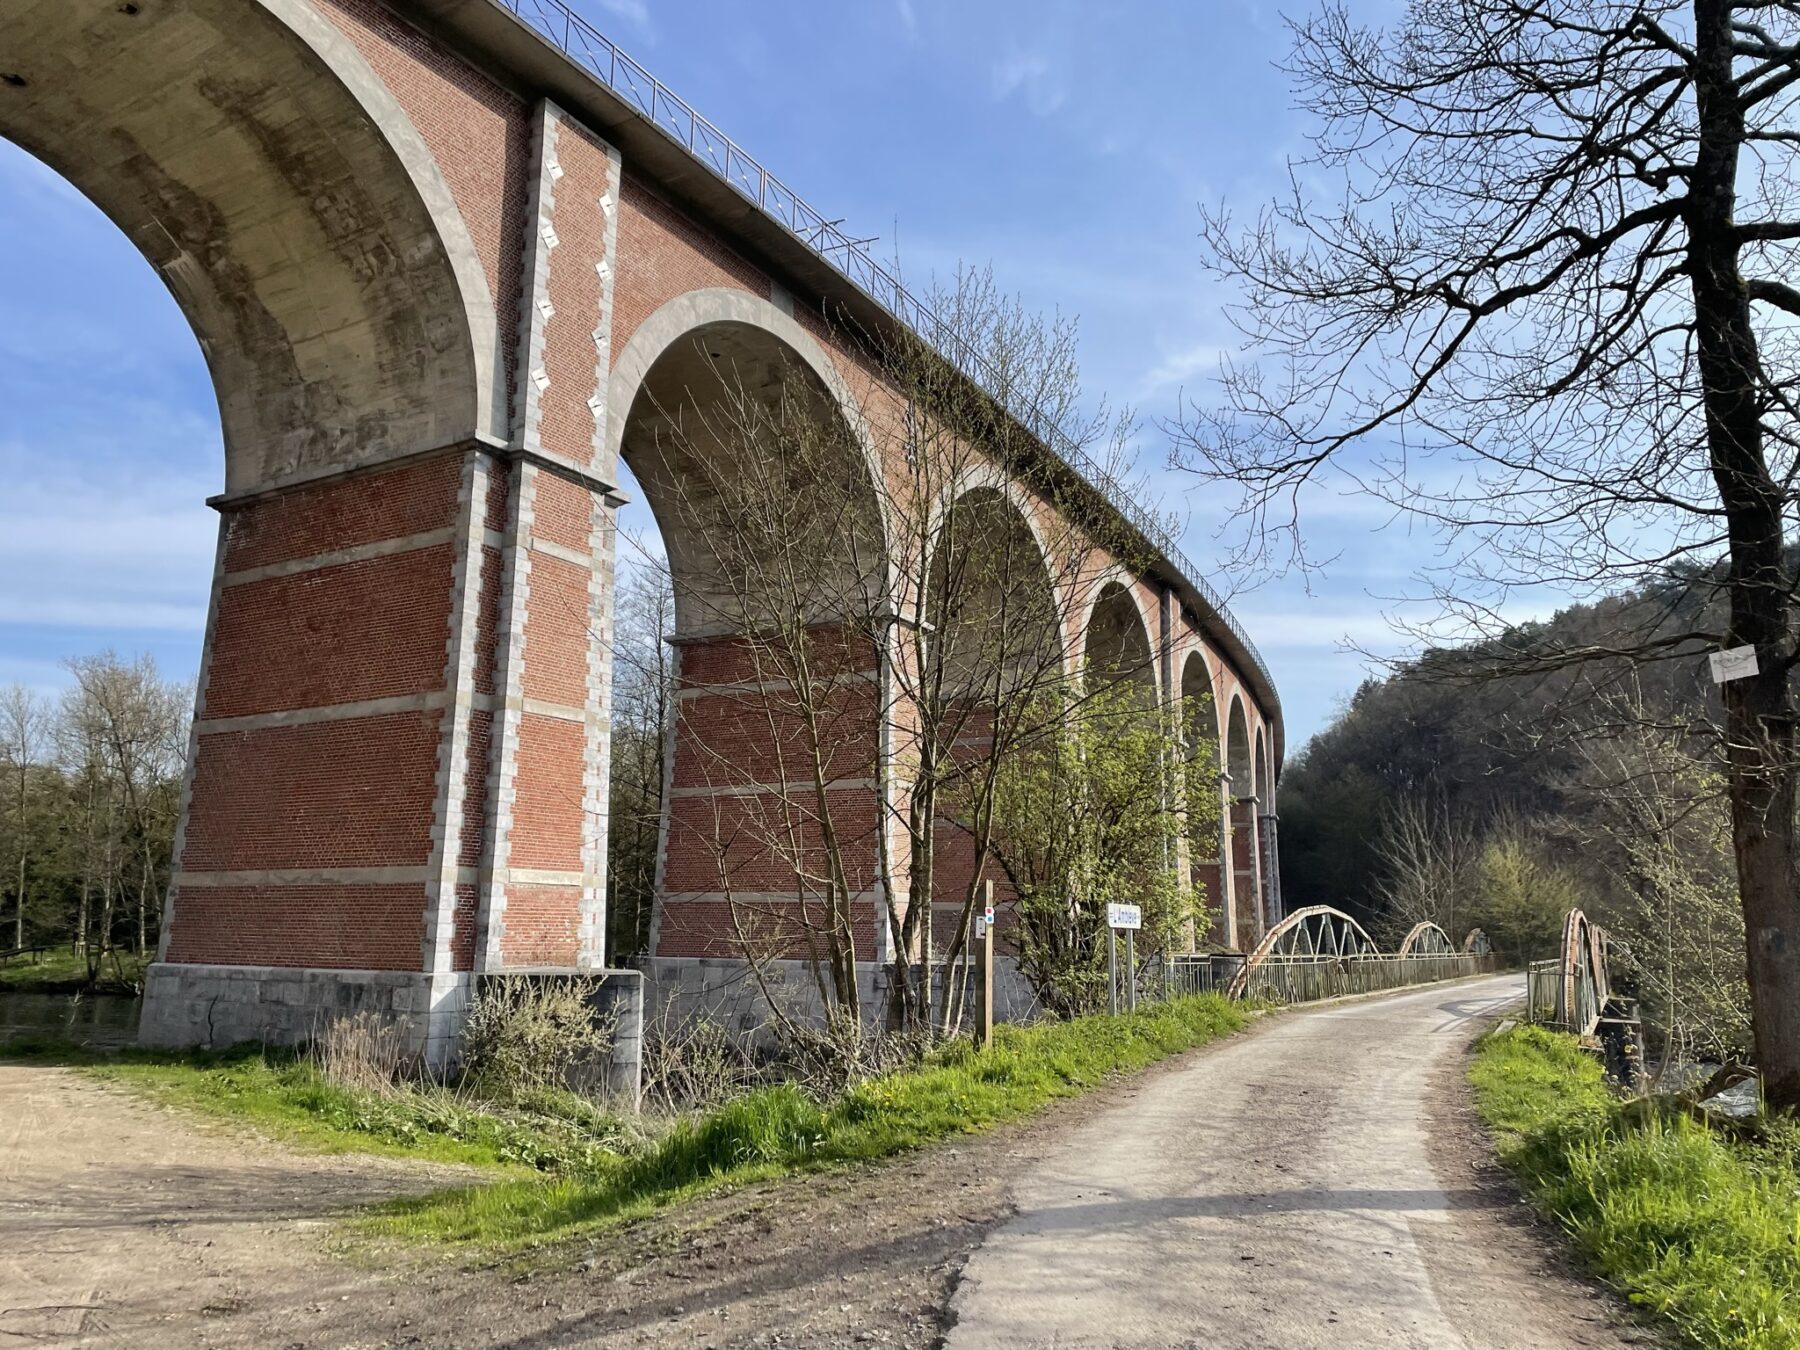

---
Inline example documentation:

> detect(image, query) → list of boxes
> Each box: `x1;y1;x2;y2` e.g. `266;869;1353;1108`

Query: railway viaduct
0;0;1284;1054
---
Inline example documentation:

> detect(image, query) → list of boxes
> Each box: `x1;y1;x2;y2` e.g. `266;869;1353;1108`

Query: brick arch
1225;694;1254;786
0;0;501;493
1082;578;1161;699
918;482;1066;964
929;470;1071;631
1179;647;1222;753
924;482;1065;697
615;293;895;972
612;335;885;645
607;290;880;494
1224;693;1263;948
1180;648;1230;945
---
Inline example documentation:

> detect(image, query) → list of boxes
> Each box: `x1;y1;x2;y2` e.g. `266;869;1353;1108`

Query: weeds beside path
1472;1025;1800;1350
369;993;1253;1247
9;993;1253;1253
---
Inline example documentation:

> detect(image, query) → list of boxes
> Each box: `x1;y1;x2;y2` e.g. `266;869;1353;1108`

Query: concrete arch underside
0;0;503;493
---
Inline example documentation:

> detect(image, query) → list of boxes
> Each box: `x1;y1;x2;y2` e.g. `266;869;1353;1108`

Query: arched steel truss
1225;905;1495;1002
1463;928;1492;956
1397;921;1456;958
1559;909;1613;1037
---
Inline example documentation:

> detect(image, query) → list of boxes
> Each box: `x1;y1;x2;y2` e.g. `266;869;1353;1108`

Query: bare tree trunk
137;850;150;957
95;796;117;980
76;771;96;957
11;755;24;950
1690;0;1800;1110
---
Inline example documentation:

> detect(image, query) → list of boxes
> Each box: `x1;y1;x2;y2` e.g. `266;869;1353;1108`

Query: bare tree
0;684;49;950
1372;790;1479;945
1181;0;1800;1108
1574;721;1752;1060
631;268;1173;1041
607;554;676;961
855;270;1159;1033
62;653;187;961
630;342;890;1033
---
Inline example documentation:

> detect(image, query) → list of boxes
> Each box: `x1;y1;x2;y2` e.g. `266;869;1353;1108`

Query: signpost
1107;903;1142;1014
976;881;996;1049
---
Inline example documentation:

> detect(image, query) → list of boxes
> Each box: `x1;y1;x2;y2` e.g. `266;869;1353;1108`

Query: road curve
945;975;1646;1350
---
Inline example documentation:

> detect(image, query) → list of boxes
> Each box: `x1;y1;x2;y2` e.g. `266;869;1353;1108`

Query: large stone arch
607;289;889;639
1082;578;1159;700
924;483;1064;699
1224;694;1260;949
1254;723;1278;928
0;0;502;494
1225;694;1253;787
1180;649;1227;945
2;0;529;1061
613;291;895;974
919;482;1063;957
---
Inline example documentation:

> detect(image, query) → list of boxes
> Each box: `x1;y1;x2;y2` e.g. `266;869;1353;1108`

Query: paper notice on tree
1709;644;1759;684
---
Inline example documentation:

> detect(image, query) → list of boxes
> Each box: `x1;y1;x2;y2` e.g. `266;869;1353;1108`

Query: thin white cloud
0;447;215;639
0;654;77;701
990;47;1066;116
0;597;204;632
1134;340;1232;400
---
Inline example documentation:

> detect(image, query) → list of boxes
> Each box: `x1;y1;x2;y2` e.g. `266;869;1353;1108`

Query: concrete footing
140;963;475;1066
639;955;1038;1035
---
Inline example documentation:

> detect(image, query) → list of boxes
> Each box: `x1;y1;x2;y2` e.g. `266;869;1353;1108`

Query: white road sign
1709;644;1759;684
1107;902;1142;931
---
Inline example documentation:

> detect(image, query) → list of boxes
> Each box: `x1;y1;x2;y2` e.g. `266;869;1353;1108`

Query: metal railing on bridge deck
486;0;1281;724
1230;951;1494;1005
1161;953;1245;999
1224;908;1495;1005
1137;911;1496;1009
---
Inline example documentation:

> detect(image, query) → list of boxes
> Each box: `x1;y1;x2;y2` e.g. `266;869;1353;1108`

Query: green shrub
459;976;611;1098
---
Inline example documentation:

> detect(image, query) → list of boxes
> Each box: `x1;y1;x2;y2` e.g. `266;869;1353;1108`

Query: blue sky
0;0;1442;750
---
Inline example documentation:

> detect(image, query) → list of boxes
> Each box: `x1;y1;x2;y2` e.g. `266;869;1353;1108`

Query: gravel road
0;977;1654;1348
944;975;1653;1349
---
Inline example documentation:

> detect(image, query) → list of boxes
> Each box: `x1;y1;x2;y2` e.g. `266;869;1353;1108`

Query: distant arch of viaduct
0;0;1283;1053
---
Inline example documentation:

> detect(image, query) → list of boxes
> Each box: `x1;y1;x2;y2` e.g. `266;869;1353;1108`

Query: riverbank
1471;1024;1800;1349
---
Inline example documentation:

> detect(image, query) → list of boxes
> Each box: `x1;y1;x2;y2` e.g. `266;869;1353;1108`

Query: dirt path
0;1054;1091;1348
0;980;1651;1348
0;1061;483;1346
943;976;1655;1349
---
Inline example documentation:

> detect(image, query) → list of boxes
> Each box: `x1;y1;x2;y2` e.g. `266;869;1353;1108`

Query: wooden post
1125;927;1138;1012
1107;923;1118;1016
977;879;995;1049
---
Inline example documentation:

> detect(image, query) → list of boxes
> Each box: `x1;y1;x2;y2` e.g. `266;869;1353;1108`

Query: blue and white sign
1106;903;1142;931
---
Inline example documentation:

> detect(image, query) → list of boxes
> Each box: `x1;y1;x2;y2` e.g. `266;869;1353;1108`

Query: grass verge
366;992;1253;1248
1470;1025;1800;1350
3;1040;635;1172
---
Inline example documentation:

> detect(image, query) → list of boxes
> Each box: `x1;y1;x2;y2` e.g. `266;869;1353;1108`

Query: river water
0;991;142;1049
